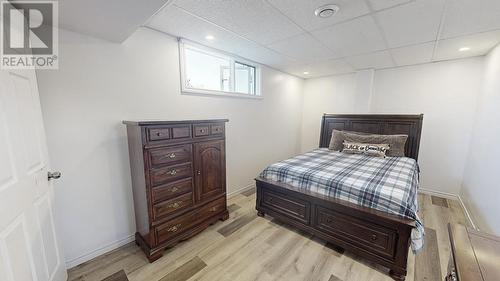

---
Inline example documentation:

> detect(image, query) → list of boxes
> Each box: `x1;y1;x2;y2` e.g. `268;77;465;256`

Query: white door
0;67;67;280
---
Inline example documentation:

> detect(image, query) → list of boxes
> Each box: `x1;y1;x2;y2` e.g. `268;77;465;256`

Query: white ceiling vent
314;4;340;18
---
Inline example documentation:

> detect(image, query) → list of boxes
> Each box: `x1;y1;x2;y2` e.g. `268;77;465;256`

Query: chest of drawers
123;119;229;262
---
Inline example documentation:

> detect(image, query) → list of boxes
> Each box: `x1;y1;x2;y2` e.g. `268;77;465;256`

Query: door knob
48;171;61;181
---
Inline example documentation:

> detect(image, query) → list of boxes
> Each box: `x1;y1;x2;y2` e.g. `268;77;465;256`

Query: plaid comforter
259;148;424;251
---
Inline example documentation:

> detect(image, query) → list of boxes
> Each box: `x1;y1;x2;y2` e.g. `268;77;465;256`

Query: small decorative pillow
342;142;390;158
328;130;345;151
342;131;408;157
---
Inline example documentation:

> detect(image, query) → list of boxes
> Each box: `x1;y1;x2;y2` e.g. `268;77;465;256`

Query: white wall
36;27;304;266
371;59;483;194
461;44;500;235
300;74;357;151
300;71;375;151
301;58;484;194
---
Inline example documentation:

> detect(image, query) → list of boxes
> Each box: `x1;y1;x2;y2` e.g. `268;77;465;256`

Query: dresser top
449;223;500;281
123;119;229;126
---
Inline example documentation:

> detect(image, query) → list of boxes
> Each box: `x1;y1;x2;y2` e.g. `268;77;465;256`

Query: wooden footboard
255;177;414;281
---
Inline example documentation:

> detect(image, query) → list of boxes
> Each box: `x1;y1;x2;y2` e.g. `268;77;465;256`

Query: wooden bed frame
255;114;423;281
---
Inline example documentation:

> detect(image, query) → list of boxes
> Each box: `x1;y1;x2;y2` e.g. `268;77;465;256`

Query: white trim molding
65;234;135;269
228;183;255;199
418;188;477;230
418;188;457;200
457;196;478;231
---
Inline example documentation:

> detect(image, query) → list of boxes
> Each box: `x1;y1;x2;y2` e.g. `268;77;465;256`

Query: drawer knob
167;224;181;232
209;207;218;212
170;186;179;192
200;129;205;133
168;153;176;159
197;170;201;175
169;169;177;176
156;132;162;136
371;234;377;241
168;202;181;209
326;217;333;223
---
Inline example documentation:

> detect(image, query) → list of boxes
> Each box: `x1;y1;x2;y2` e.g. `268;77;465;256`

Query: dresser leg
220;210;229;221
257;211;265;217
147;251;163;263
389;269;406;281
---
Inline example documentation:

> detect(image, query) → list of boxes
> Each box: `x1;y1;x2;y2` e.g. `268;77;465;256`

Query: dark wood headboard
319;114;424;160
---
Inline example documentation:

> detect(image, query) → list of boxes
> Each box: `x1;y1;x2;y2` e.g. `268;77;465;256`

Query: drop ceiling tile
267;0;370;31
172;0;303;45
268;33;338;61
434;30;500;61
278;58;354;78
148;6;227;43
440;0;500;39
390;42;435;66
345;50;395;70
57;0;170;42
304;59;355;77
239;46;296;67
375;0;446;48
311;15;387;57
148;5;249;51
147;5;293;67
367;0;412;11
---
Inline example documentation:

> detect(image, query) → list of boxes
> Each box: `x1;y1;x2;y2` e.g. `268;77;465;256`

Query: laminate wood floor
68;192;471;281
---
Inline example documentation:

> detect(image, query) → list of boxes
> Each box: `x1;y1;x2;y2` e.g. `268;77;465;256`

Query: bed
255;114;424;281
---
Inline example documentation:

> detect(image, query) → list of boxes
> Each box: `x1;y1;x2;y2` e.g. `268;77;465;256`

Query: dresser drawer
152;192;193;221
155;209;197;244
150;162;192;187
262;190;310;224
146;125;192;143
315;206;397;259
149;144;192;167
171;125;191;140
193;124;210;137
155;197;226;244
210;123;224;135
152;178;193;204
197;196;226;218
147;128;170;141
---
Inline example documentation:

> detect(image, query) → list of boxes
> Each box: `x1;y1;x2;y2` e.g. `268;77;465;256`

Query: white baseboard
65;183;256;269
457;195;478;231
227;183;255;198
418;188;477;230
65;234;135;269
418;188;458;200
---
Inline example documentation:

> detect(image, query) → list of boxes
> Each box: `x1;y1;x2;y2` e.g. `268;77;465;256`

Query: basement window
179;40;262;98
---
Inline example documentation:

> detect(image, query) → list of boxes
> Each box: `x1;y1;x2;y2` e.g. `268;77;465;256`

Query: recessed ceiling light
303;71;310;75
314;4;340;18
205;35;215;40
459;47;470;52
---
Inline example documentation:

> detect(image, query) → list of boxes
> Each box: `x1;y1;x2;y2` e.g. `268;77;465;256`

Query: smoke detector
314;4;340;18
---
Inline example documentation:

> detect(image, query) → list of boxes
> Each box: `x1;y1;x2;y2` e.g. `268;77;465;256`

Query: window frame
179;39;262;99
234;61;257;95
